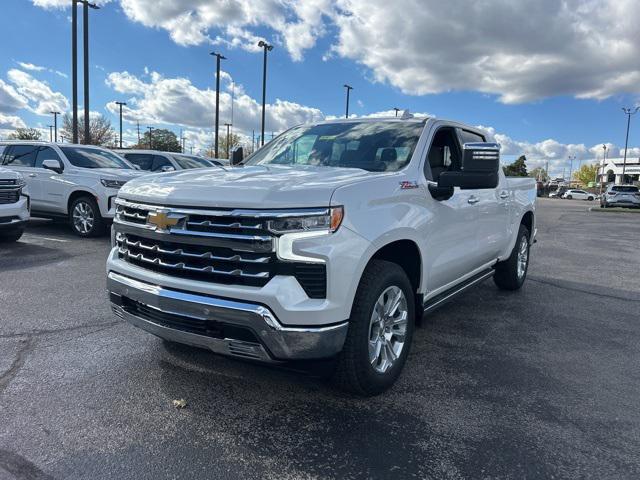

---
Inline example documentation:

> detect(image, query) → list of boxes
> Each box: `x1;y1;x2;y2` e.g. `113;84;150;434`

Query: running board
422;269;494;315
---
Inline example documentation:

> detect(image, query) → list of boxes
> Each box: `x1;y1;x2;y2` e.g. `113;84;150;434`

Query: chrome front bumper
107;272;348;362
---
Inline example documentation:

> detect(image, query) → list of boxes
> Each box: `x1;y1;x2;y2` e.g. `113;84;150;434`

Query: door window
2;145;38;167
124;153;153;170
458;129;485;145
35;147;63;168
425;127;462;181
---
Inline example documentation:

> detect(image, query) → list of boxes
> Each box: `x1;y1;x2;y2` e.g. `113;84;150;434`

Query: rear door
123;153;153;171
459;129;511;263
2;145;41;206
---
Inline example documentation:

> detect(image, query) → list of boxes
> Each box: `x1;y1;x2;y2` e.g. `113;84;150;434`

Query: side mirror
42;159;63;174
438;142;500;190
231;146;244;166
160;165;175;172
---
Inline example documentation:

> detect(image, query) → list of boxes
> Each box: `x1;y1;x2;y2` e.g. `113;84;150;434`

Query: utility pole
209;52;226;158
621;107;639;185
147;127;154;149
344;84;353;118
115;101;126;148
50;111;60;142
393;107;400;117
258;40;273;147
568;155;576;186
71;0;78;143
79;1;100;144
224;123;232;159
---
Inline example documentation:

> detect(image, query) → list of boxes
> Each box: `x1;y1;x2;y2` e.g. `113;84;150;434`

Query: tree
8;128;42;140
503;155;528;177
528;166;549;182
573;163;598;187
135;129;181;152
206;133;243;159
60;114;116;146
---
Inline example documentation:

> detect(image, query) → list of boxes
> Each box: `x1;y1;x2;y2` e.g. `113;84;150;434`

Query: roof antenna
401;109;413;119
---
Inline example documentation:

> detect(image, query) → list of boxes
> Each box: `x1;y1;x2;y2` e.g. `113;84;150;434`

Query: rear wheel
0;228;24;243
494;225;530;291
69;196;105;237
566;195;573;199
332;260;415;396
588;196;594;201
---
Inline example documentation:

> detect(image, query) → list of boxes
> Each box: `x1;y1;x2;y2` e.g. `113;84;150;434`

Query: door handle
499;191;509;199
28;173;37;178
467;196;479;205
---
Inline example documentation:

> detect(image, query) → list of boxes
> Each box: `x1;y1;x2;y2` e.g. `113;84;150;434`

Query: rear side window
35;147;62;168
124;153;153;170
611;186;638;193
2;145;38;167
151;155;172;171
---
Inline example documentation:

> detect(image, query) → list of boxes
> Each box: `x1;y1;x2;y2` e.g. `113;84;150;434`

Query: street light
48;125;54;142
568;155;576;185
599;144;607;195
147;127;154;149
209;52;226;158
621;107;639;184
343;84;353;118
115;101;126;148
224;123;232;159
393;107;400;118
257;40;273;147
50;111;60;142
76;0;100;144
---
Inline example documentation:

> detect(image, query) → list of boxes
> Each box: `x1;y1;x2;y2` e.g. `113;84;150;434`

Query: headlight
267;207;344;234
101;178;127;189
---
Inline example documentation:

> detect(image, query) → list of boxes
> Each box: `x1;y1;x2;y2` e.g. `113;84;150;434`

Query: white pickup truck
107;116;536;395
0;166;30;242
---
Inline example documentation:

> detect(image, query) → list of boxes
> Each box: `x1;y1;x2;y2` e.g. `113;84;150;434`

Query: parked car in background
114;150;226;172
0;141;146;237
0;165;29;242
600;185;640;208
562;189;595;200
107;116;537;396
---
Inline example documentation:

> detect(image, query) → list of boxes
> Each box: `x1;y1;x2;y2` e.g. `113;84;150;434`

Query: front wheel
566;195;573;199
69;196;105;237
494;225;530;291
588;196;594;201
332;260;415;396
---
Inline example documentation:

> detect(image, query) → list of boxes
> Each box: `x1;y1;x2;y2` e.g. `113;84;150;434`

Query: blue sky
1;0;639;175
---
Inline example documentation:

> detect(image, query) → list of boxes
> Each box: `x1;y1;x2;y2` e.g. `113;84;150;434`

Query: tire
494;225;530;291
0;228;24;243
69;196;105;237
332;259;415;396
566;195;572;199
588;196;594;201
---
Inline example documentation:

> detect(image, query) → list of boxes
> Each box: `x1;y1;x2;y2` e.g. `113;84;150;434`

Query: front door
2;144;41;207
34;146;68;214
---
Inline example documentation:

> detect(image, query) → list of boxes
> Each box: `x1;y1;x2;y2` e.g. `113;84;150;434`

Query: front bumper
107;272;348;362
0;196;30;230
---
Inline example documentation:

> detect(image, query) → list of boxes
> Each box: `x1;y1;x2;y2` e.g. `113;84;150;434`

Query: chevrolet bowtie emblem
147;210;184;231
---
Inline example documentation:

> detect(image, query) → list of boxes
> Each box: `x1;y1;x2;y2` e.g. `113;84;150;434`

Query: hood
88;168;148;180
0;167;22;181
119;165;375;208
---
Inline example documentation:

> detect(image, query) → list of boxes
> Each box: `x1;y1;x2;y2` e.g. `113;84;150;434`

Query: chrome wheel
516;235;529;279
72;201;95;234
368;286;408;374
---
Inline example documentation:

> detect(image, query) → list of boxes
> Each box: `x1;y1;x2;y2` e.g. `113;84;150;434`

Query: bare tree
60;114;116;146
8;128;42;140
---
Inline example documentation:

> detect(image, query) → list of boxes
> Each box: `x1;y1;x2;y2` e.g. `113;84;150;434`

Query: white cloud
0;79;29;113
0;113;27;130
6;69;69;115
105;70;324;136
17;62;46;72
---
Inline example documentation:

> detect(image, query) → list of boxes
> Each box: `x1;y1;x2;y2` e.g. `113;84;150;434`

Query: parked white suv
114;149;225;172
107;117;536;395
562;189;594;200
0;142;146;237
0;165;30;242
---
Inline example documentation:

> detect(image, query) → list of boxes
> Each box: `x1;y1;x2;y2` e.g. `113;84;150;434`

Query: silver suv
600;185;640;208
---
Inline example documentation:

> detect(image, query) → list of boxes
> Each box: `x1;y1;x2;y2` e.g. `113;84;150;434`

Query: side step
423;269;494;314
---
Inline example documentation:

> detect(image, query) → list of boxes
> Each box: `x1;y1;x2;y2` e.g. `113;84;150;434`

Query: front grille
0;179;17;186
0;188;20;205
114;200;327;298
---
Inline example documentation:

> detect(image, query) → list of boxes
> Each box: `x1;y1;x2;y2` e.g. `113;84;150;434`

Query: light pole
621;107;639;184
115;101;126;148
599;144;607;194
568;155;576;185
224;123;232;159
209;52;226;158
48;125;54;142
61;135;65;143
258;40;273;147
393;107;400;117
71;0;78;143
343;84;353;118
147;127;154;149
78;0;100;144
50;111;60;142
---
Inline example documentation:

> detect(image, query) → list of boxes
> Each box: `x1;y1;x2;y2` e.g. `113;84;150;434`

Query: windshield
171;154;213;169
244;121;424;172
612;186;638;193
61;147;131;169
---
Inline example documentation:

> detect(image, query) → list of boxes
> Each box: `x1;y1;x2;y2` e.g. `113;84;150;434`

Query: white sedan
562;189;595;200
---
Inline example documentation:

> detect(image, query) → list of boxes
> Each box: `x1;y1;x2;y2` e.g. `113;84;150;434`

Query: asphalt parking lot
1;198;639;479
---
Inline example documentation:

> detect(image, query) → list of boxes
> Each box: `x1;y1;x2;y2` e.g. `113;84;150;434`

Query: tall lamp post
50;111;60;142
567;155;576;185
77;0;100;144
209;52;226;158
147;127;154;149
393;107;400;117
224;123;232;159
258;40;273;147
115;101;126;148
48;125;54;142
71;0;78;143
621;107;639;184
599;144;607;195
343;84;353;118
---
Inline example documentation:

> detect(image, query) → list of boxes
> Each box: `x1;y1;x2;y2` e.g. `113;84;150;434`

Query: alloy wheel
368;286;408;374
72;201;95;234
517;235;529;279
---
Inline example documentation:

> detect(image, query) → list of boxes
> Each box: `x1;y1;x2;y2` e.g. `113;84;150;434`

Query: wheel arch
66;189;99;215
521;210;534;239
